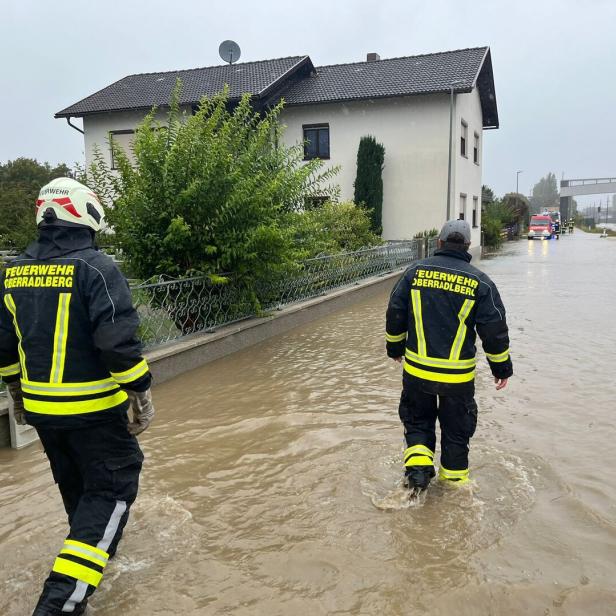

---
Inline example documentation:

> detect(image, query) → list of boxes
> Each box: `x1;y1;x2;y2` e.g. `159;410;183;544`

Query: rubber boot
405;465;436;490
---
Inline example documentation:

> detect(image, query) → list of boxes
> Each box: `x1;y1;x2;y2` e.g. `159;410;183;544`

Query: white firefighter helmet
36;177;105;232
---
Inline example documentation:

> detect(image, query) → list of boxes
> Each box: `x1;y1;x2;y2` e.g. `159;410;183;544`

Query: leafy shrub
288;201;381;258
88;85;339;285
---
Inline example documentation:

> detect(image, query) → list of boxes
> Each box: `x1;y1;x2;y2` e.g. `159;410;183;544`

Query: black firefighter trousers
32;415;143;615
398;377;478;484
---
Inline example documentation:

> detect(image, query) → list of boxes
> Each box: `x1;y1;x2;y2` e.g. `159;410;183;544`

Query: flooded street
1;231;616;615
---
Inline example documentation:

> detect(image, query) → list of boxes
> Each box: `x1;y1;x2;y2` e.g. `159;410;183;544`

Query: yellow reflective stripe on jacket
0;362;20;377
110;359;149;384
23;390;128;415
403;362;475;383
21;378;118;397
386;332;407;343
486;349;510;363
405;350;476;370
404;444;434;462
52;556;103;588
50;293;72;383
449;299;475;361
410;290;427;356
3;294;28;380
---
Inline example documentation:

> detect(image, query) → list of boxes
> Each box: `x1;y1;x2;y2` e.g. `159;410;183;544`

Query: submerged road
1;231;615;615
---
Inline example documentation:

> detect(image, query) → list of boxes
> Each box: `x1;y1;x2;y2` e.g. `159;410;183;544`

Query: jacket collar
433;248;472;263
25;226;95;260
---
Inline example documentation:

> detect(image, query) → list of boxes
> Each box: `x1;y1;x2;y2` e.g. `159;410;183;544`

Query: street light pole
446;80;462;221
516;170;523;231
516;170;523;199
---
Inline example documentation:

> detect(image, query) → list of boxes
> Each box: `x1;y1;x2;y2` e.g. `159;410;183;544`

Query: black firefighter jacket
386;248;513;394
0;227;151;429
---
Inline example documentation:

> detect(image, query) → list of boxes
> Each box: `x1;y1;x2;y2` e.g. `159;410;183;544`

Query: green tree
88;86;338;284
0;158;72;251
532;173;559;211
481;195;528;248
502;192;530;222
354;136;385;234
481;184;496;205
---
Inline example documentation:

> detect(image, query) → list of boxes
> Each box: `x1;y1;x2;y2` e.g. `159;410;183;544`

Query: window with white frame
459;194;467;220
109;130;136;169
472;196;479;228
473;133;480;164
460;120;468;157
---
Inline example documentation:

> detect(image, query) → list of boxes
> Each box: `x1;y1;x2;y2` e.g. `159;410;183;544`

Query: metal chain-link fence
132;241;421;348
426;237;438;257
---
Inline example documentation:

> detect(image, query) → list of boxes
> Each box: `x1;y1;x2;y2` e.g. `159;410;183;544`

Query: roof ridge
119;55;309;79
314;46;489;70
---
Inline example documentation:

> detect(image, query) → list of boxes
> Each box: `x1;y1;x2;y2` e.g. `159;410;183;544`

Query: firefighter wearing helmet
0;178;155;615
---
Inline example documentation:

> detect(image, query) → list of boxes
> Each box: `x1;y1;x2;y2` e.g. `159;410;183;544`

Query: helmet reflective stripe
36;178;105;232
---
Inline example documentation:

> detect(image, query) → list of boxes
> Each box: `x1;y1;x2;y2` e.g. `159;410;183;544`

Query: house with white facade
56;47;498;257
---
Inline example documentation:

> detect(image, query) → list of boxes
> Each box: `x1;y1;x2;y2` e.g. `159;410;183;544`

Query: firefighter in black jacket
386;220;512;491
0;178;155;615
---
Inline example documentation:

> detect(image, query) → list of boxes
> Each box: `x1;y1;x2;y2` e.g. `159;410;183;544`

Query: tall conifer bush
354;136;385;234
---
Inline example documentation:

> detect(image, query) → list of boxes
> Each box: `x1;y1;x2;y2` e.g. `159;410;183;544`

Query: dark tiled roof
55;56;310;117
282;47;488;104
55;47;498;127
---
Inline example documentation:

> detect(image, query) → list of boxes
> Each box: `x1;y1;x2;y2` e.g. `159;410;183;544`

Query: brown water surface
1;231;615;615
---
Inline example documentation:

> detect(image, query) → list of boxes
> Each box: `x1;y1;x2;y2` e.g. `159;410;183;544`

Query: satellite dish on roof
219;40;241;65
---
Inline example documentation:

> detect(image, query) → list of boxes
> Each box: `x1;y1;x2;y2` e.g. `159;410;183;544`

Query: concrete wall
280;95;451;241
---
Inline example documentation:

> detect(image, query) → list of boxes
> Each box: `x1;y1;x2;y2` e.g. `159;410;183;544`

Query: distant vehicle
528;215;554;240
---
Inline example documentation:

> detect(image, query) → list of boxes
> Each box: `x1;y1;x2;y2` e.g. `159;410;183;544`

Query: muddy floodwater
1;231;616;615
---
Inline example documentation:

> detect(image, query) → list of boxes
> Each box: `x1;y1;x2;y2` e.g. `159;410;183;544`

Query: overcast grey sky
1;0;615;199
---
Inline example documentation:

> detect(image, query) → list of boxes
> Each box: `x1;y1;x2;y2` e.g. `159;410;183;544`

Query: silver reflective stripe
62;543;108;566
111;360;148;384
22;381;116;395
62;581;88;613
62;501;127;613
98;500;128;551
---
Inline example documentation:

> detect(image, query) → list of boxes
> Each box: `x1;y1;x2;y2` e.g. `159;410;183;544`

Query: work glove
6;381;26;426
126;388;155;436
